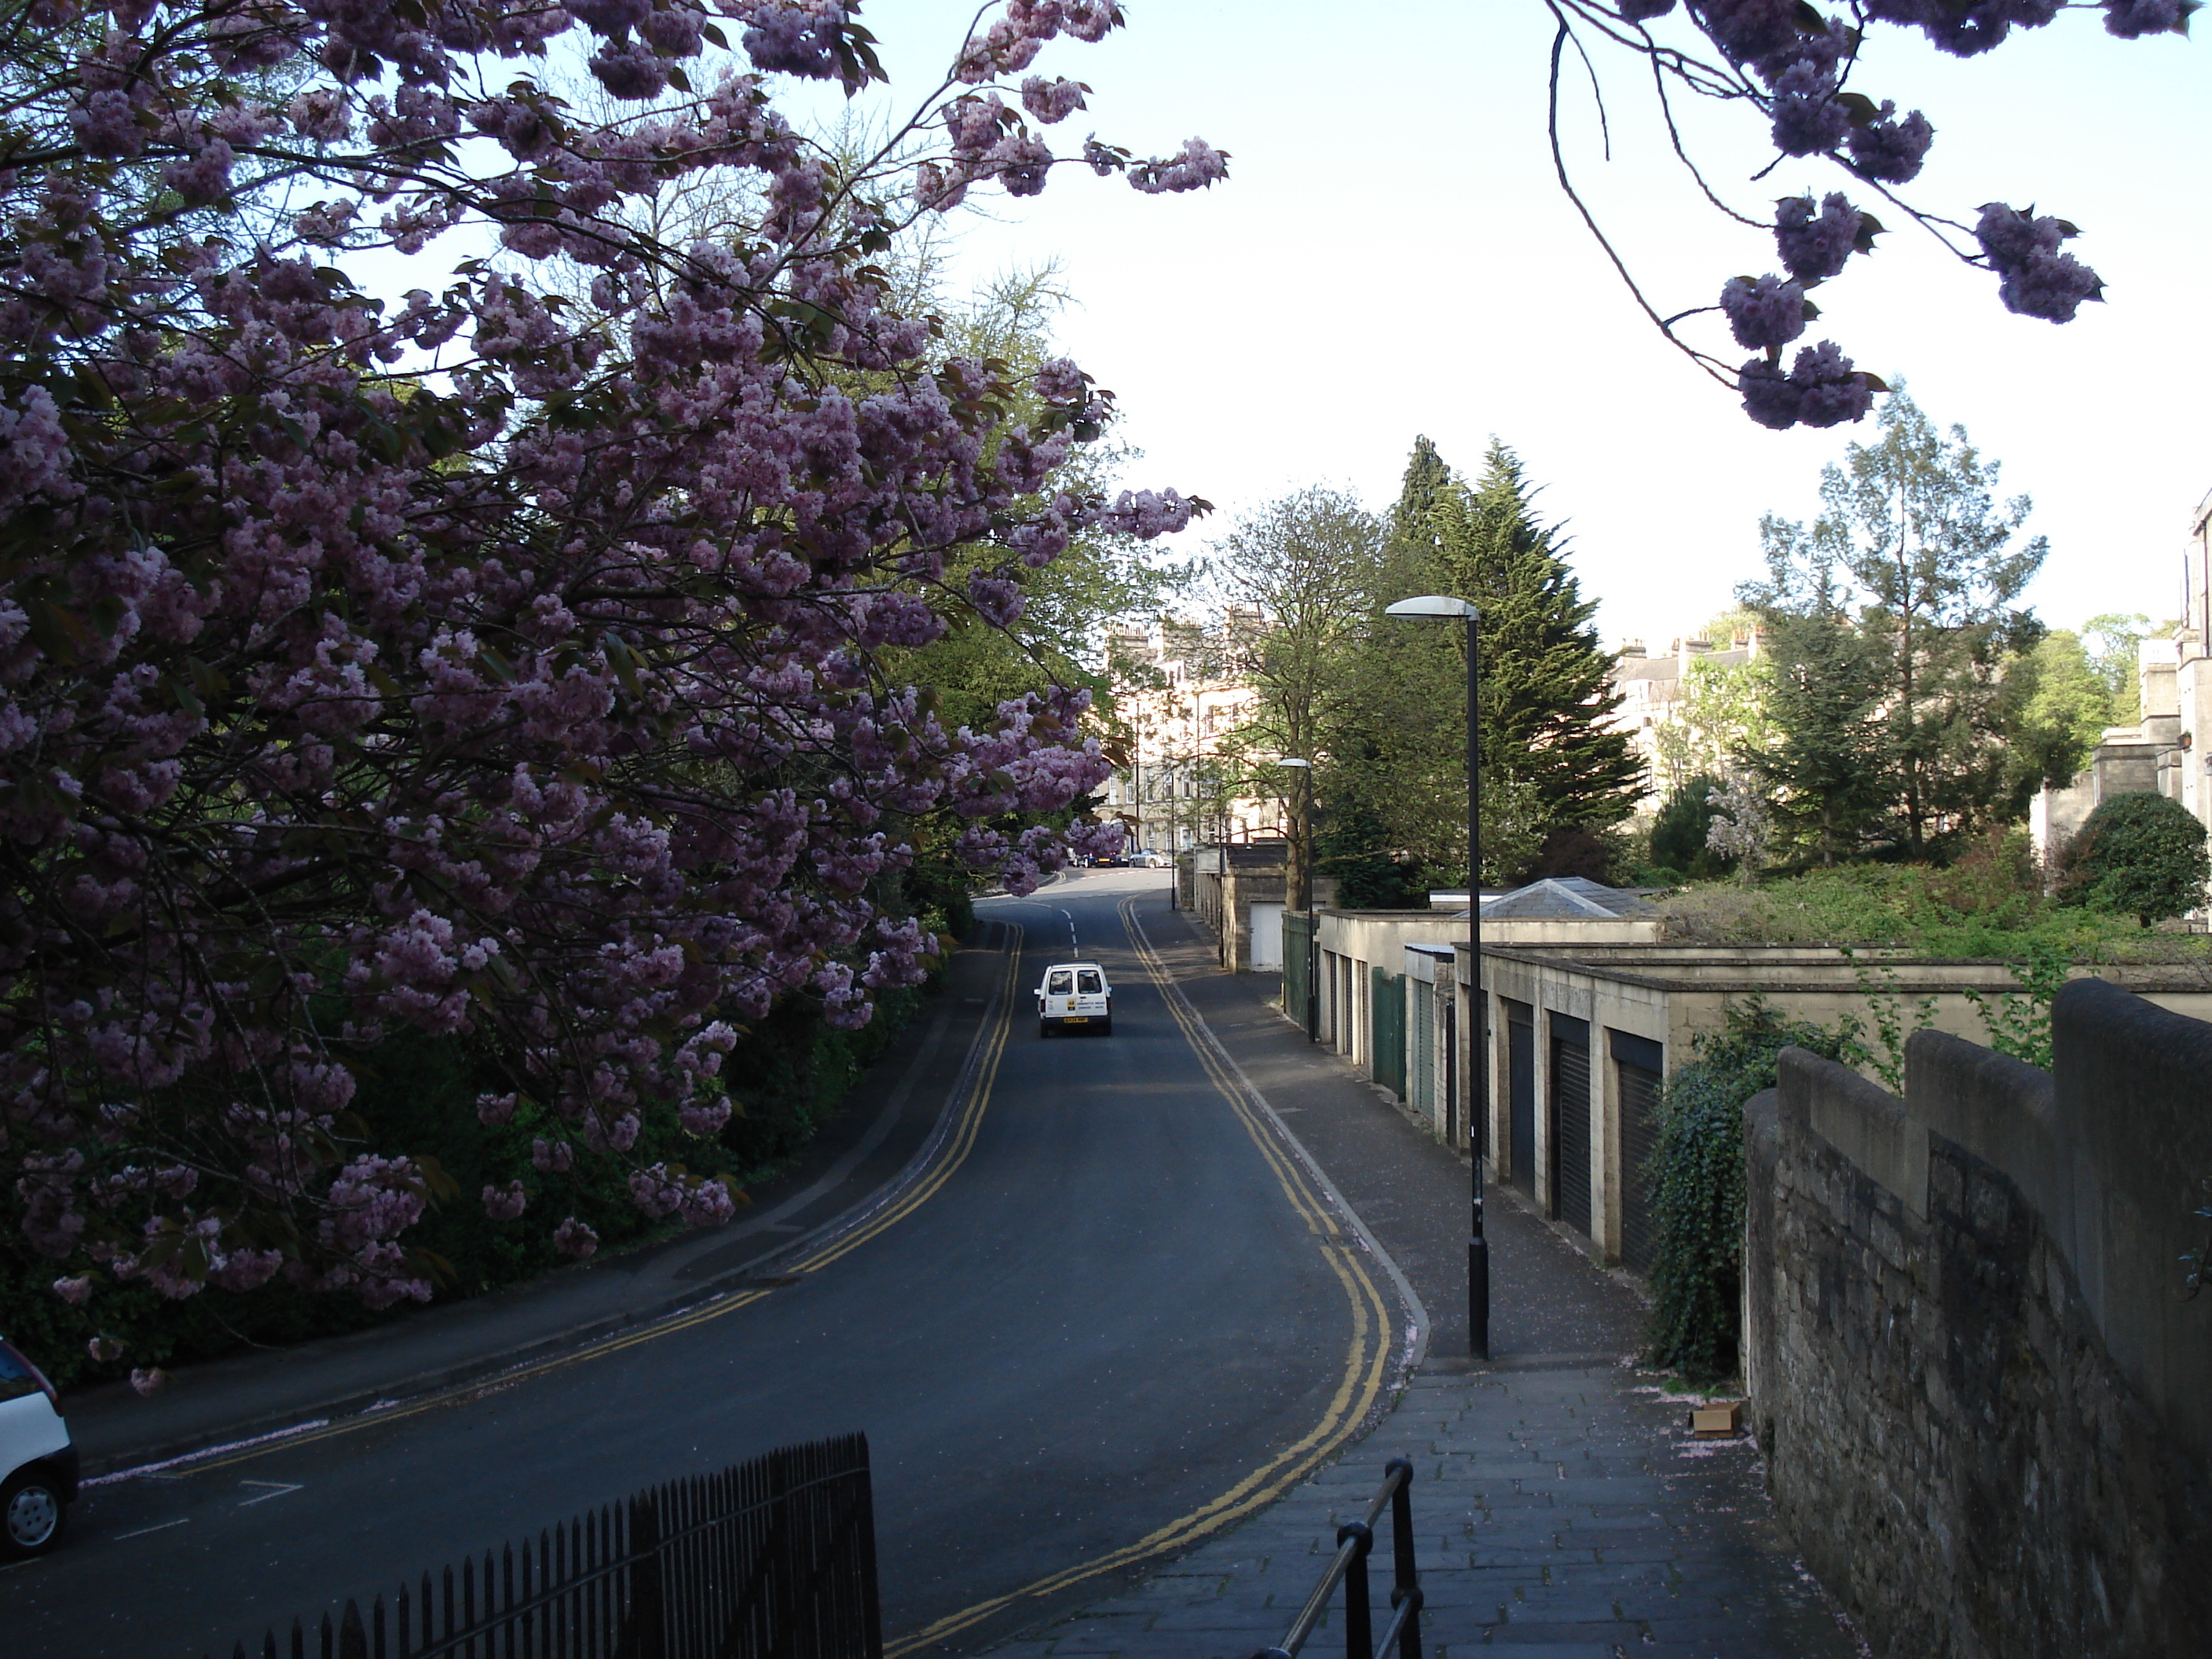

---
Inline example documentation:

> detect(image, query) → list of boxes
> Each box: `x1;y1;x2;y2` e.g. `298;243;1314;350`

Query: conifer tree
1749;609;1895;865
1383;434;1456;578
1321;438;1642;894
1432;443;1646;833
1746;391;2046;854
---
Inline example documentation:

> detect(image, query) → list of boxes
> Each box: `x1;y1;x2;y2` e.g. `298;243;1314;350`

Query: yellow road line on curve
159;926;1027;1480
883;894;1393;1657
159;899;1393;1659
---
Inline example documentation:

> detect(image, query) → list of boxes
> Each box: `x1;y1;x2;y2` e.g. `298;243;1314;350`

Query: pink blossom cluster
912;5;1224;211
1973;203;2106;323
2;0;1203;1306
1584;3;2166;430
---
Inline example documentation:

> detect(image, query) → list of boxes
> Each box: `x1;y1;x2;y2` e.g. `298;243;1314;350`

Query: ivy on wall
1644;1000;1864;1381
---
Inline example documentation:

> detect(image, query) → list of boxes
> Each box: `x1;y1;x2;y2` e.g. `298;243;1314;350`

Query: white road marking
86;1418;331;1486
114;1518;192;1540
236;1480;302;1507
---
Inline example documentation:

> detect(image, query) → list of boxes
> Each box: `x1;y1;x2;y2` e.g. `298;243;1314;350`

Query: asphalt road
0;871;1401;1658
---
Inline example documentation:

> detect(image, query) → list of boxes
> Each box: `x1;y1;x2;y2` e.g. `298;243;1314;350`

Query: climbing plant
1644;999;1862;1381
1844;949;1939;1093
1961;944;2071;1072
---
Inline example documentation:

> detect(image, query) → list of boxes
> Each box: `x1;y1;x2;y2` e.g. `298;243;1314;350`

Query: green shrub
1645;1000;1862;1382
2057;791;2211;926
1648;775;1734;879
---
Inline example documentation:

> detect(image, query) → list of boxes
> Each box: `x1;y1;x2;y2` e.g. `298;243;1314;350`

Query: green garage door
1282;913;1314;1035
1370;966;1406;1100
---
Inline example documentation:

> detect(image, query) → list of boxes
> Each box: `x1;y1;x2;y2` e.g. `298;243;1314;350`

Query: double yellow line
885;897;1395;1656
141;928;1028;1481
145;901;1396;1659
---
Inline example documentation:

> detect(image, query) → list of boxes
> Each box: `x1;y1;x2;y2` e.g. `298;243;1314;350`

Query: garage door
1612;1030;1665;1273
1550;1012;1592;1236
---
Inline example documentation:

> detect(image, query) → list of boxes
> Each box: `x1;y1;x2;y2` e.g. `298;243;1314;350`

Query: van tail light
0;1339;60;1412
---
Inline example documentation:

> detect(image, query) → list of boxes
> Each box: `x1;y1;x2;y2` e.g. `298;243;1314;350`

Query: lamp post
1278;757;1317;1039
1383;594;1488;1361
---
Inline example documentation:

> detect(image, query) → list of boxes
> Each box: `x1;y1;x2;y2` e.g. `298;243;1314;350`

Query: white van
1035;961;1113;1036
1;1335;77;1558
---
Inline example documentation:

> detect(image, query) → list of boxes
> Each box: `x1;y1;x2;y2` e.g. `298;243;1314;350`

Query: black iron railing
1253;1458;1421;1659
214;1432;881;1659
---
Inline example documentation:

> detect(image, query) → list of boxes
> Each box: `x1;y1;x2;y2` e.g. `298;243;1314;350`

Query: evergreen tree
1314;438;1472;896
1382;434;1456;579
1745;390;2047;855
1434;442;1646;832
1649;776;1734;878
2057;793;2212;928
1320;439;1643;895
1748;606;1894;865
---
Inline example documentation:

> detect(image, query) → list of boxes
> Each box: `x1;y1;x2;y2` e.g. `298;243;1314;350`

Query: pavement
978;898;1866;1659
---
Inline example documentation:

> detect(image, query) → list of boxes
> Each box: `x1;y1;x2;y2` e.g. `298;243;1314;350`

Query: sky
775;2;2210;648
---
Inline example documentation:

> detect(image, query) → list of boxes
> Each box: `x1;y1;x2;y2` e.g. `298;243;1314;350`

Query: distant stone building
2031;485;2212;877
1101;615;1284;856
1607;628;1764;805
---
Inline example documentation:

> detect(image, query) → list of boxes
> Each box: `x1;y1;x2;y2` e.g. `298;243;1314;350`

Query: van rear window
1077;970;1103;994
1047;971;1073;994
0;1341;43;1403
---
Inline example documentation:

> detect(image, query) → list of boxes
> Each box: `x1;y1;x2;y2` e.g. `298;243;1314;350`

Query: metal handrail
1252;1458;1421;1659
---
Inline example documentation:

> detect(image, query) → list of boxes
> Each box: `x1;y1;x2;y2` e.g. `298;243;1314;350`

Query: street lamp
1382;593;1489;1362
1278;757;1317;1040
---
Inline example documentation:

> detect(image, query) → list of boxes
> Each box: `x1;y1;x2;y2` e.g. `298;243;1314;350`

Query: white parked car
1035;961;1113;1036
0;1335;76;1558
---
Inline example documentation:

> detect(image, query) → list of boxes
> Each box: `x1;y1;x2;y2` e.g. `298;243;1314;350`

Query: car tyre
1038;1020;1051;1039
1100;1018;1113;1036
2;1465;68;1559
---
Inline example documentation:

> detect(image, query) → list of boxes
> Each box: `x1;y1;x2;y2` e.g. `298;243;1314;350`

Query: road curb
79;922;1022;1483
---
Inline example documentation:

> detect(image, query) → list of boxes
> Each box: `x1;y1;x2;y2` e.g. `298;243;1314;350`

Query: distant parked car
0;1335;76;1558
1035;961;1113;1036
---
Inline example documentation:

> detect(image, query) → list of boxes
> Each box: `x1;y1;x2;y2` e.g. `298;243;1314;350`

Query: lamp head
1385;595;1478;620
1276;757;1312;768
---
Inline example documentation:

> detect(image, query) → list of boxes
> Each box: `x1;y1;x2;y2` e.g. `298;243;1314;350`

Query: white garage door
1247;902;1284;970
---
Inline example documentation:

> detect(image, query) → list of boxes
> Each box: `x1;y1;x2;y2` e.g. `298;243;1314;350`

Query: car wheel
1100;1018;1113;1036
1038;1020;1051;1038
1;1466;68;1559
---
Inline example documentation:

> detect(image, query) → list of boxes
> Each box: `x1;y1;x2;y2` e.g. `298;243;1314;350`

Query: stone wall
1184;844;1294;972
1744;977;2212;1659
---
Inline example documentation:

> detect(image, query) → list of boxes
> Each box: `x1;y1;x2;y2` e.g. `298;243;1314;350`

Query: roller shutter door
1612;1030;1666;1273
1506;999;1536;1198
1550;1013;1592;1235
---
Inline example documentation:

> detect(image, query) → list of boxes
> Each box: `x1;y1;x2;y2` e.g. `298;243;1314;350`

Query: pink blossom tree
1;0;1222;1309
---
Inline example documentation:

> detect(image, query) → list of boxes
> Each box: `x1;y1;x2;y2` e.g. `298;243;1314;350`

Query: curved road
0;872;1406;1658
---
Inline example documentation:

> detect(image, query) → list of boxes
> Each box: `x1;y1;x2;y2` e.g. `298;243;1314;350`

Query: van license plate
1062;1016;1090;1024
